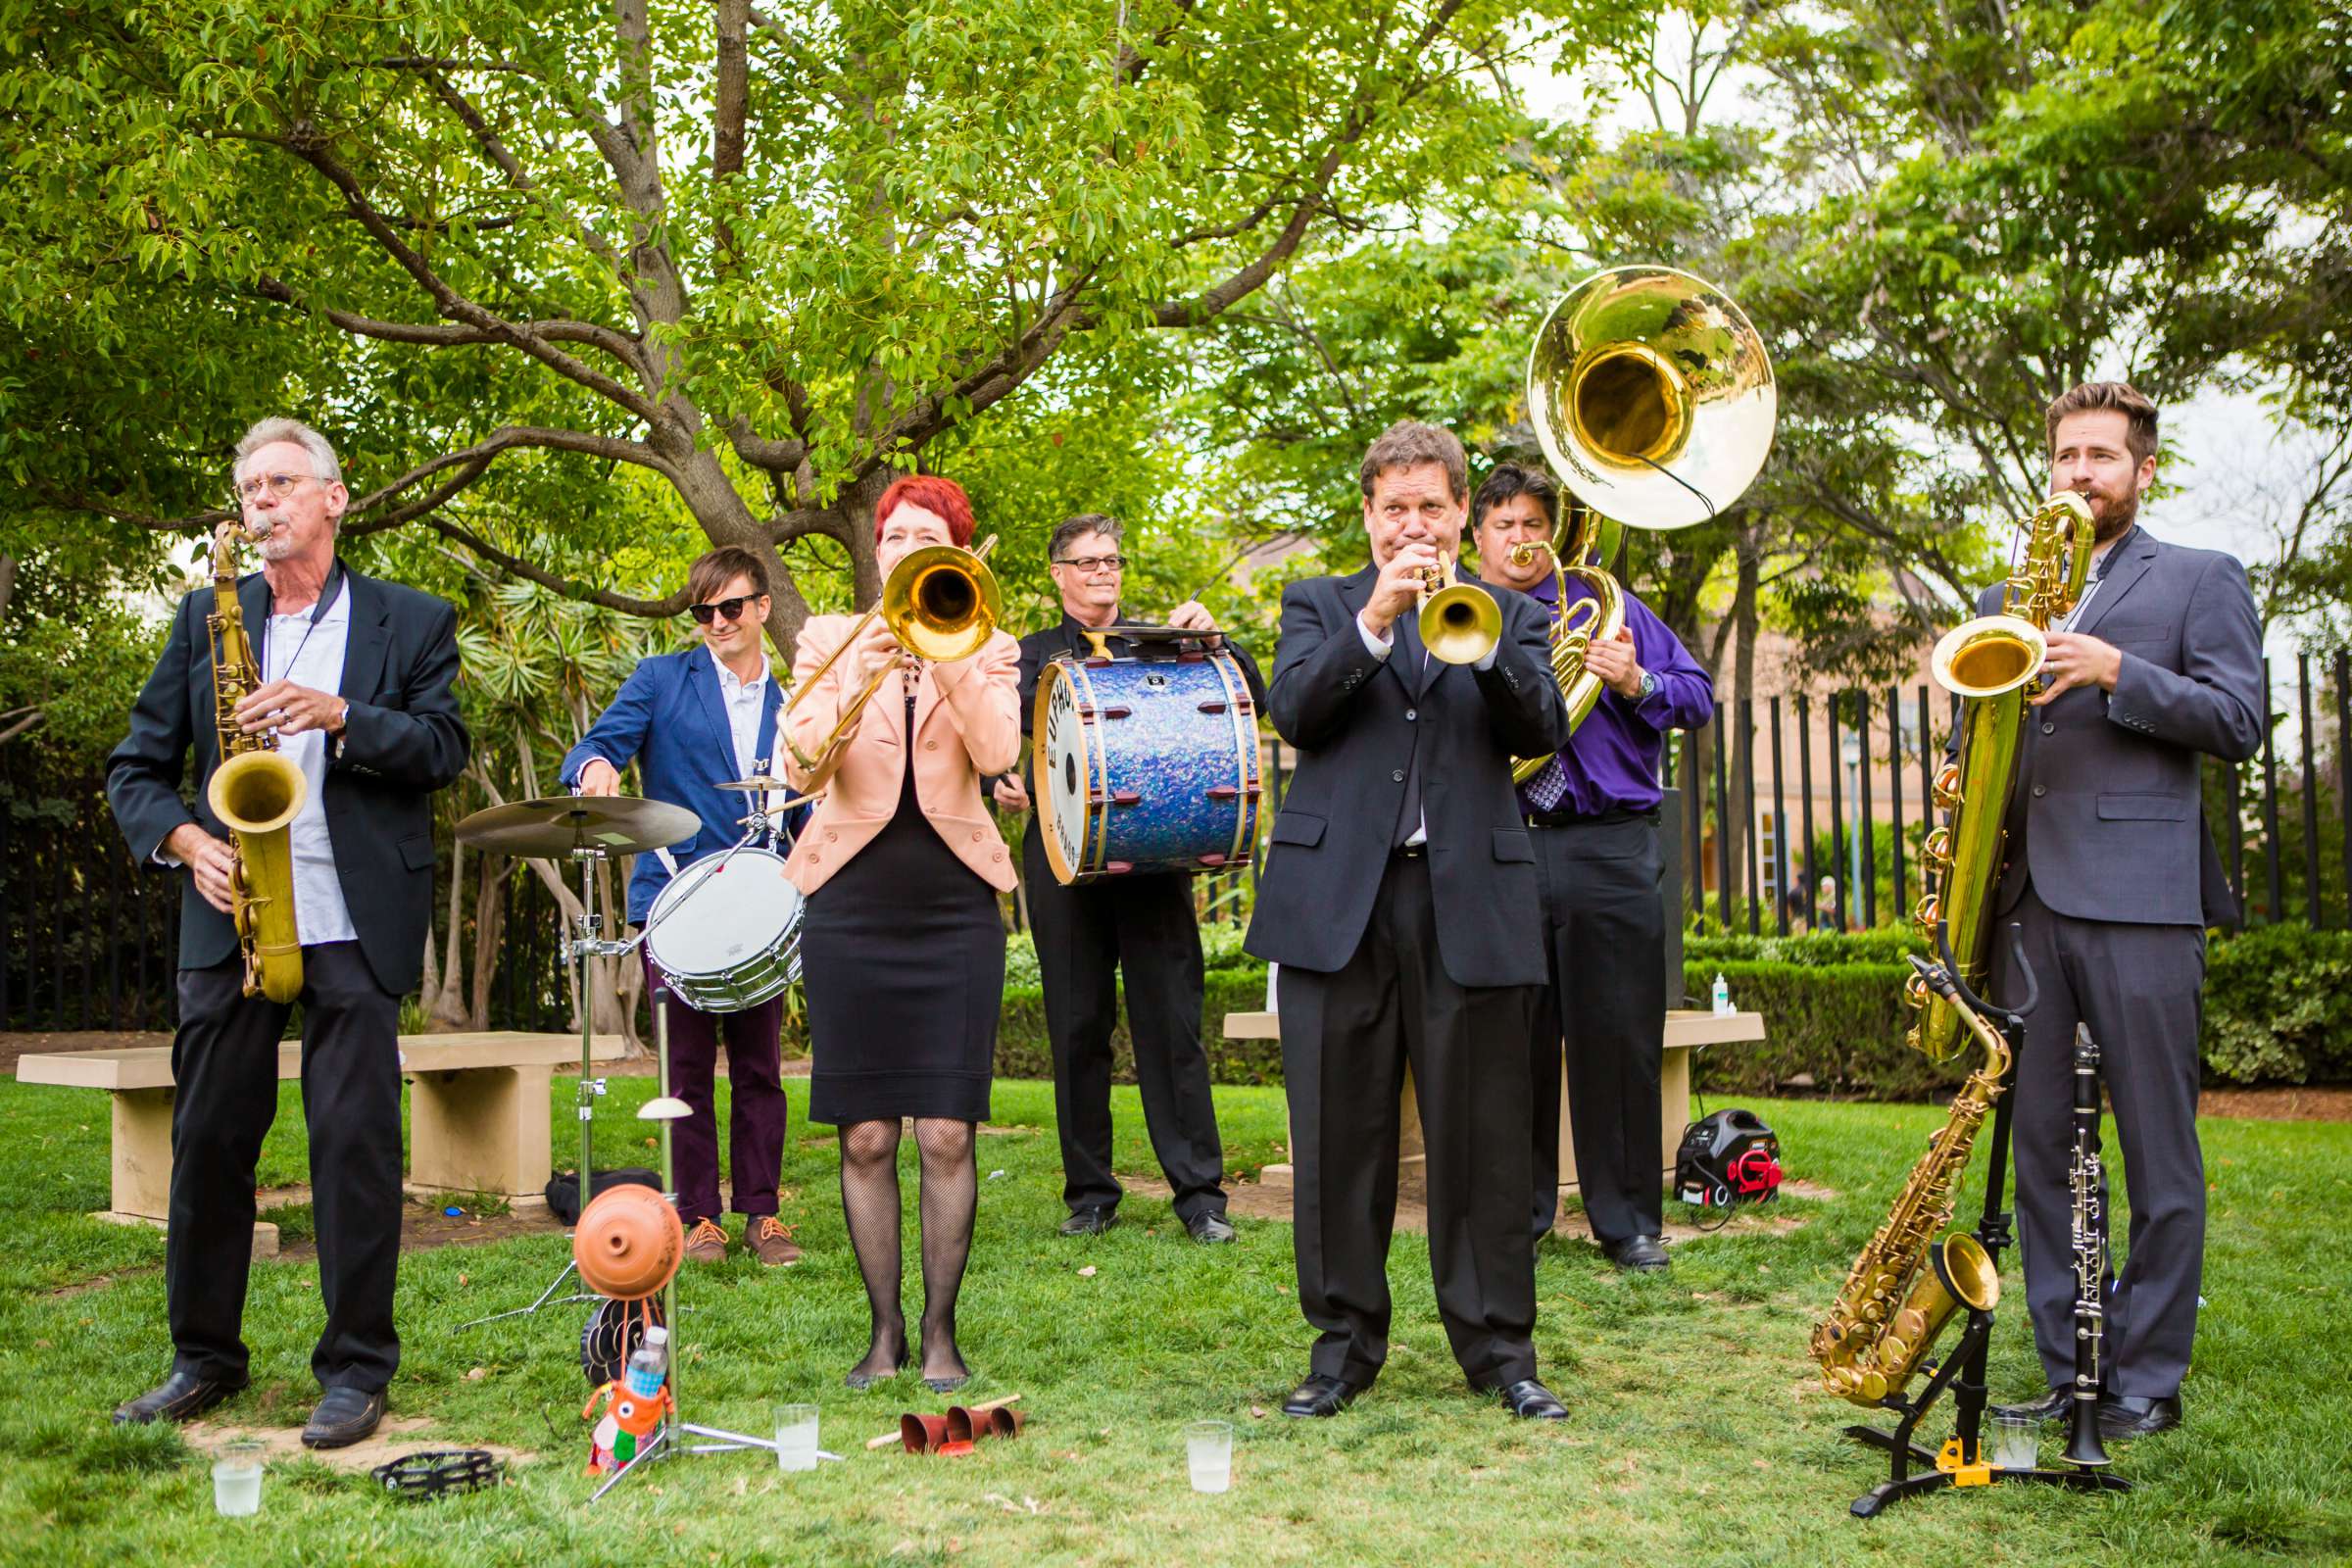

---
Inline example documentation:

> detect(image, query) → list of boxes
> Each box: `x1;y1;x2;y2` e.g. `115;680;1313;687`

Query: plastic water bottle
1712;972;1732;1017
625;1324;670;1398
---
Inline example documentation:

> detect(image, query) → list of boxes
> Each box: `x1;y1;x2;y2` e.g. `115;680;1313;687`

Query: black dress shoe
1281;1373;1367;1418
1185;1210;1237;1244
1607;1235;1670;1273
112;1370;247;1426
1495;1378;1568;1420
1058;1207;1116;1237
301;1387;386;1449
2098;1394;2182;1442
1991;1387;2074;1424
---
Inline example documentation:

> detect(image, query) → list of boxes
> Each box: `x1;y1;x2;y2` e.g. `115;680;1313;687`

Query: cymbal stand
463;830;634;1329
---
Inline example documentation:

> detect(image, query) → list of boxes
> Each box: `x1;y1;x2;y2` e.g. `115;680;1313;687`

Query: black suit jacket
1969;525;2263;928
107;564;471;996
1244;564;1571;988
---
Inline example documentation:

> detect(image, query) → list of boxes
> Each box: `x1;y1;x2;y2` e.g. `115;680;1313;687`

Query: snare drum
643;845;804;1011
1034;646;1260;885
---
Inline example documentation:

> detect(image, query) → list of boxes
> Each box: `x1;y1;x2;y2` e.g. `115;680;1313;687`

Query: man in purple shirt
1471;463;1714;1274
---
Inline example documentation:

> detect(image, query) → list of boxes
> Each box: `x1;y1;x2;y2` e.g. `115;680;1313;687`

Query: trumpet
784;534;1002;782
1414;555;1502;665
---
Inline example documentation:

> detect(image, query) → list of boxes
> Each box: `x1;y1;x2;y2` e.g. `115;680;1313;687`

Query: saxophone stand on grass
1842;921;2132;1519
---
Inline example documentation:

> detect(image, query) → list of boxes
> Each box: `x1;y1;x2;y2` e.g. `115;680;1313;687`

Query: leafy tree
0;0;1631;653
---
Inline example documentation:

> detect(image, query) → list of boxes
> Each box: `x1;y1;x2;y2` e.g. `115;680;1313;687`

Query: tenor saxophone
1811;986;2010;1404
1904;493;2095;1062
206;522;309;1003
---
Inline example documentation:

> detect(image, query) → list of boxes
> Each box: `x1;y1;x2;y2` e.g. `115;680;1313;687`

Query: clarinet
2063;1022;2114;1468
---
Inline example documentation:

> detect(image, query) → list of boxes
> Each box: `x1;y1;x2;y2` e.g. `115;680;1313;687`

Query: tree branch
428;516;693;617
253;275;642;368
260;127;661;422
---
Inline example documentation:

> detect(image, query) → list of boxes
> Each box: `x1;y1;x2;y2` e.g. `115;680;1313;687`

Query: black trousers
1022;832;1226;1222
1529;815;1667;1247
1277;852;1541;1390
1992;884;2207;1399
167;941;403;1393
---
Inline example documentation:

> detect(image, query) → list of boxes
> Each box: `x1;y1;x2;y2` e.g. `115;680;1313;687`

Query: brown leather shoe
750;1216;803;1267
683;1216;729;1263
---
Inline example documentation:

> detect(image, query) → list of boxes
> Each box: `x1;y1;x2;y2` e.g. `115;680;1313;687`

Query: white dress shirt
261;581;357;945
709;646;774;777
1355;605;1499;848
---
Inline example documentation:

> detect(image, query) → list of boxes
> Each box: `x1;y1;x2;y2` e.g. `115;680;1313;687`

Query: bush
1687;961;1964;1101
2201;922;2352;1085
987;921;2352;1098
996;969;1276;1085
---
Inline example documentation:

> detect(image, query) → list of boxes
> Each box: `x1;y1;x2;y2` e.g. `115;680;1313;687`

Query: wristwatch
1636;669;1659;702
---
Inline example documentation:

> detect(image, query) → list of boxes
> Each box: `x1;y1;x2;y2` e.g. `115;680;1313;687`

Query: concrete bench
17;1033;626;1240
1228;1007;1767;1205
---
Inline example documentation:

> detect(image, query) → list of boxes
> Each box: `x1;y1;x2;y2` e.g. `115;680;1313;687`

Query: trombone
783;534;1003;782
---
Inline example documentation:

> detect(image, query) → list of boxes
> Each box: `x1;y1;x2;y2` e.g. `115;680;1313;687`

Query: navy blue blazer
560;648;808;923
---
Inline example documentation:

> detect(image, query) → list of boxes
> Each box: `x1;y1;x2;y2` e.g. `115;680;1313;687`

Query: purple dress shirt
1517;571;1714;816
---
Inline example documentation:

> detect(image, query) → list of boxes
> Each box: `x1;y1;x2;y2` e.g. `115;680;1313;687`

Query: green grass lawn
2;1069;2347;1566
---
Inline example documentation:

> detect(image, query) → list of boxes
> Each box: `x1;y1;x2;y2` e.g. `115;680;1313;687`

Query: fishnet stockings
837;1117;978;1384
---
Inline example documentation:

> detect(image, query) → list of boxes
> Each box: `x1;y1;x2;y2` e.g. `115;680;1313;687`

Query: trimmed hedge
995;969;1278;1086
989;922;2352;1097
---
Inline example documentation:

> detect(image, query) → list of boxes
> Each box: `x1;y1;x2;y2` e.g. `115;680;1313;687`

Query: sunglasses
689;596;763;625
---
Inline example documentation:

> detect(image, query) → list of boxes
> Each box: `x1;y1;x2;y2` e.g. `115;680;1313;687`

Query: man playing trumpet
1246;421;1573;1422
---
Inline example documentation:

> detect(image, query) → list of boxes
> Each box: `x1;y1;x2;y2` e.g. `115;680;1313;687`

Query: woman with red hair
784;474;1021;1393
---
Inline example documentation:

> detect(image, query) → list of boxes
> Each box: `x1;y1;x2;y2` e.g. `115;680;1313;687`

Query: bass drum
1034;646;1260;885
643;846;803;1012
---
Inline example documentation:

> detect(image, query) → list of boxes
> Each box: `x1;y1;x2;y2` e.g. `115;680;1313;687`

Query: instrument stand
1843;927;2132;1518
463;837;634;1330
591;992;793;1503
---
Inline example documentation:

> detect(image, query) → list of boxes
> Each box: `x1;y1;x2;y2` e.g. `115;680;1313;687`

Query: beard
2068;480;2139;543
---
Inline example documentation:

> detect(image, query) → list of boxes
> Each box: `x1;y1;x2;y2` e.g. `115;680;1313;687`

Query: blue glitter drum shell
1035;650;1260;884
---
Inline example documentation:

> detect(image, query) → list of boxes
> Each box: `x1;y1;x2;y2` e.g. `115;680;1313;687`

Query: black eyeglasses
689;596;762;625
1054;554;1126;573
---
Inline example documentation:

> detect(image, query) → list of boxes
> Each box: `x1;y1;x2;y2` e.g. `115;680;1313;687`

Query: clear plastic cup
775;1402;820;1472
212;1438;266;1517
1991;1413;2038;1470
1185;1420;1232;1494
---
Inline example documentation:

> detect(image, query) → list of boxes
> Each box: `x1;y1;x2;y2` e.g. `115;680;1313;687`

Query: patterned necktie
1523;753;1571;813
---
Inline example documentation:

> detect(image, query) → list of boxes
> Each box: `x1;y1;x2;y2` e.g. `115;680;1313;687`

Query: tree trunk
1730;526;1764;915
468;850;506;1030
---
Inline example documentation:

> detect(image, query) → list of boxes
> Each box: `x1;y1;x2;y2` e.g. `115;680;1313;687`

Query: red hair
874;474;975;548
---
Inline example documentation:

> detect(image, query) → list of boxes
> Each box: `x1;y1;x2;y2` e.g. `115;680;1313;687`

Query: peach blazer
781;615;1024;897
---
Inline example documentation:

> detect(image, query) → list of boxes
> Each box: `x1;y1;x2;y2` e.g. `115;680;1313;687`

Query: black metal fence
1662;651;2351;938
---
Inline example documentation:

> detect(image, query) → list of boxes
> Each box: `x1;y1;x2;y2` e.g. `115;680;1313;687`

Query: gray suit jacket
1973;525;2263;927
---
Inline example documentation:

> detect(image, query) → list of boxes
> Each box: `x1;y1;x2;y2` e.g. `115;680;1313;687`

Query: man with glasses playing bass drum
990;514;1264;1243
562;548;812;1268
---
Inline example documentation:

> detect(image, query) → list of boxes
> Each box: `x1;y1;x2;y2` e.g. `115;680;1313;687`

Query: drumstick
863;1392;1022;1449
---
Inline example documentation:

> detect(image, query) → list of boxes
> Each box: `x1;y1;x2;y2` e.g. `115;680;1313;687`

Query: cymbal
455;795;700;857
714;776;793;793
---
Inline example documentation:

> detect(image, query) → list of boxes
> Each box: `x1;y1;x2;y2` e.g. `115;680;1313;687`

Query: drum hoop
1205;648;1258;869
645;845;799;977
1072;658;1111;878
1033;661;1081;887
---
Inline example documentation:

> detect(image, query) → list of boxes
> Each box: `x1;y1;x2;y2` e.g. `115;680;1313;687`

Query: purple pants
640;948;791;1225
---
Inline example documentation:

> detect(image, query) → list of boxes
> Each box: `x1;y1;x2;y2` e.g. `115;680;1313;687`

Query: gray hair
1049;513;1124;562
233;417;344;490
1358;419;1467;503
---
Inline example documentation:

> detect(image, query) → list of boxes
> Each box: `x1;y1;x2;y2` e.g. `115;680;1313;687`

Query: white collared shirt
262;582;357;945
1355;606;1499;848
709;646;773;778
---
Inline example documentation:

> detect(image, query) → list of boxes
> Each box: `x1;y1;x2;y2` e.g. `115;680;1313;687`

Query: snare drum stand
463;832;640;1328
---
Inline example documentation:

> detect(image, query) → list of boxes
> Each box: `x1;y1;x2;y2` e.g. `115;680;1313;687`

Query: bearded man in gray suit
1981;382;2264;1444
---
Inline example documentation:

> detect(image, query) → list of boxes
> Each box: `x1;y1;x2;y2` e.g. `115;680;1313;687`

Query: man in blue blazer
563;547;809;1268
